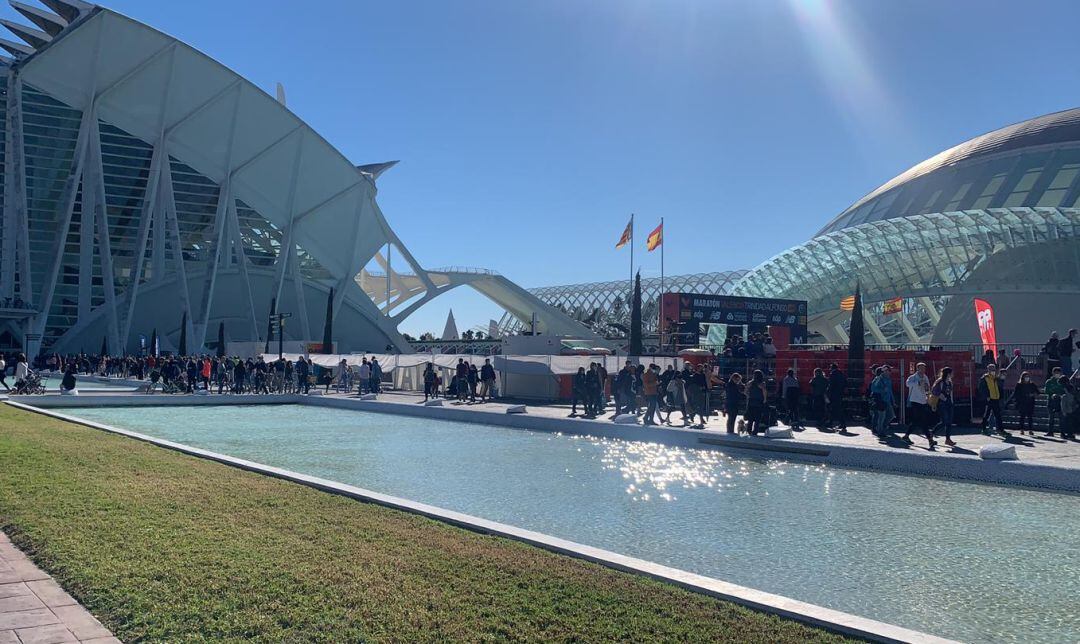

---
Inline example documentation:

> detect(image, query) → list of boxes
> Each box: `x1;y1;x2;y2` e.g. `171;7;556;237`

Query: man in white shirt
903;362;935;448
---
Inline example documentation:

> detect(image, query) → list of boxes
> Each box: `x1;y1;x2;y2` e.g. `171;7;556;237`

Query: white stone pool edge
7;400;953;644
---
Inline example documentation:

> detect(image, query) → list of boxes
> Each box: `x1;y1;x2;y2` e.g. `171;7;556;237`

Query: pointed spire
0;19;50;49
441;309;459;341
10;2;67;37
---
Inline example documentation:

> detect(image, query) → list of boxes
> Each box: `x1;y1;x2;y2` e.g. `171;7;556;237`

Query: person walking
1012;371;1040;436
233;358;247;393
357;358;371;395
780;368;802;430
977;363;1008;438
902;362;935;448
571;366;588;416
688;364;709;428
642;364;662;426
724;372;744;434
479;359;497;402
296;356;310;394
827;363;847;430
466;362;479;403
665;372;688;427
930;367;956;446
584;363;600;418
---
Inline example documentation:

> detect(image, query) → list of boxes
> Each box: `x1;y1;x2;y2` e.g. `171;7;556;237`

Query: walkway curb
7;399;955;644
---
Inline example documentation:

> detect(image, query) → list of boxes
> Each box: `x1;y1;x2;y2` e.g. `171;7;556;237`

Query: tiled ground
0;533;117;644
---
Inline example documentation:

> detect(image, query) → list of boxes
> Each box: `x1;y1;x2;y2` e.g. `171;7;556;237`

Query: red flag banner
646;222;663;251
882;297;902;315
840;295;855;311
615;218;633;249
974;298;997;355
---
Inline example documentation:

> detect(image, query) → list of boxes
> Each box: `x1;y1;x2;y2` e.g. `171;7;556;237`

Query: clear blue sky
8;1;1078;336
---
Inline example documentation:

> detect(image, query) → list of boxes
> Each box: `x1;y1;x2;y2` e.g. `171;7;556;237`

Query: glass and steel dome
736;109;1080;345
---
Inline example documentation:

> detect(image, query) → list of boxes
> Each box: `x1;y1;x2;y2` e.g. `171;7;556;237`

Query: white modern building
0;1;596;357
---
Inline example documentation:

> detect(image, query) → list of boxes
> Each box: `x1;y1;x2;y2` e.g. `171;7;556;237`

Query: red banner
974;298;997;355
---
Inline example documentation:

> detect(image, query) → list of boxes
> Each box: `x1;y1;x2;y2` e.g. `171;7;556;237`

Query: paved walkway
369;391;1080;472
0;533;117;644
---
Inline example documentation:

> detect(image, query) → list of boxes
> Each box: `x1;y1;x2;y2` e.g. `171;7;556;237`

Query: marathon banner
974;298;997;355
660;293;808;346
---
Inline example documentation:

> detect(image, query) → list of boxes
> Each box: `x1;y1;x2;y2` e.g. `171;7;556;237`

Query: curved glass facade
505;271;748;336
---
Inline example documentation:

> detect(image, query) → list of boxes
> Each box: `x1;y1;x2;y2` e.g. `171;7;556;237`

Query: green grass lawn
0;405;855;642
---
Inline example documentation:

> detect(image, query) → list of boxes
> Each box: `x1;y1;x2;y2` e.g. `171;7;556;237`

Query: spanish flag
883;297;903;315
840;295;856;311
615;217;633;249
646;222;663;252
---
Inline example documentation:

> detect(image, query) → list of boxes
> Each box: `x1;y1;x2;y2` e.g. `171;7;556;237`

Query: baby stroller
14;372;47;395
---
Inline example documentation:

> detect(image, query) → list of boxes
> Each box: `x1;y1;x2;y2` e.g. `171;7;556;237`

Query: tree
216;321;226;357
322;288;334;353
149;328;157;357
100;336;108;357
178;311;188;356
629;272;643;356
264;297;276;355
847;282;865;392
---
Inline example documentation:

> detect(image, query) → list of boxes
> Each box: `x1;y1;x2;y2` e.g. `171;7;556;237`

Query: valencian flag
882;297;903;315
646;222;663;251
840;295;856;311
615;217;633;249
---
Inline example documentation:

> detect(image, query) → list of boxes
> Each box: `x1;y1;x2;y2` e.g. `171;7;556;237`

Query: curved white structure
0;1;592;356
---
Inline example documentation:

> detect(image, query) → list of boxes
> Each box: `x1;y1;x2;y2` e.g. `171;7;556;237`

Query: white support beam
120;142;164;346
862;307;889;345
87;116;121;351
831;323;850;344
226;197;260;339
917;296;941;325
194;83;241;349
160;155;193;347
29;90;94;348
897;310;921;343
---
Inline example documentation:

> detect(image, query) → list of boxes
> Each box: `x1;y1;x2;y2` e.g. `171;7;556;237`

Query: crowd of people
3;328;1077;446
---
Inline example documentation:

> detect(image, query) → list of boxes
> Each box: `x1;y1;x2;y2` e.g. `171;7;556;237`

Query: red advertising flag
974;298;997;354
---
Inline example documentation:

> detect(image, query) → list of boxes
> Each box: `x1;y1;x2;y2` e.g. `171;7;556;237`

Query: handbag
928;394;940;411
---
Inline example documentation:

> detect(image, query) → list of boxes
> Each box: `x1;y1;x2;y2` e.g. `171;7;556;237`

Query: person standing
827;363;847;431
1061;381;1078;440
903;362;935;448
295;356;309;394
931;367;956;447
870;366;895;437
977;363;1008;438
0;354;8;392
422;363;436;401
1044;366;1065;436
809;368;829;431
744;370;767;436
357;358;371;395
466;362;478;403
369;358;382;395
1012;371;1040;436
688;364;709;428
724;373;744;434
584;363;600;418
780;368;801;430
1060;329;1077;376
479;359;497;402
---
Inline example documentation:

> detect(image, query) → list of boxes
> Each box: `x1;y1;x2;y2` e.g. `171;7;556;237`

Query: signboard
660;293;808;348
974;298;997;355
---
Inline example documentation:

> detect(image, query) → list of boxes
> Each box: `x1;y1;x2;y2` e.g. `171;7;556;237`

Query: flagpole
629;213;635;289
660;216;664;297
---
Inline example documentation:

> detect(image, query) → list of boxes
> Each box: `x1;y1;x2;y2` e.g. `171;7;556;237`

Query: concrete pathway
372;390;1080;470
0;533;117;644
